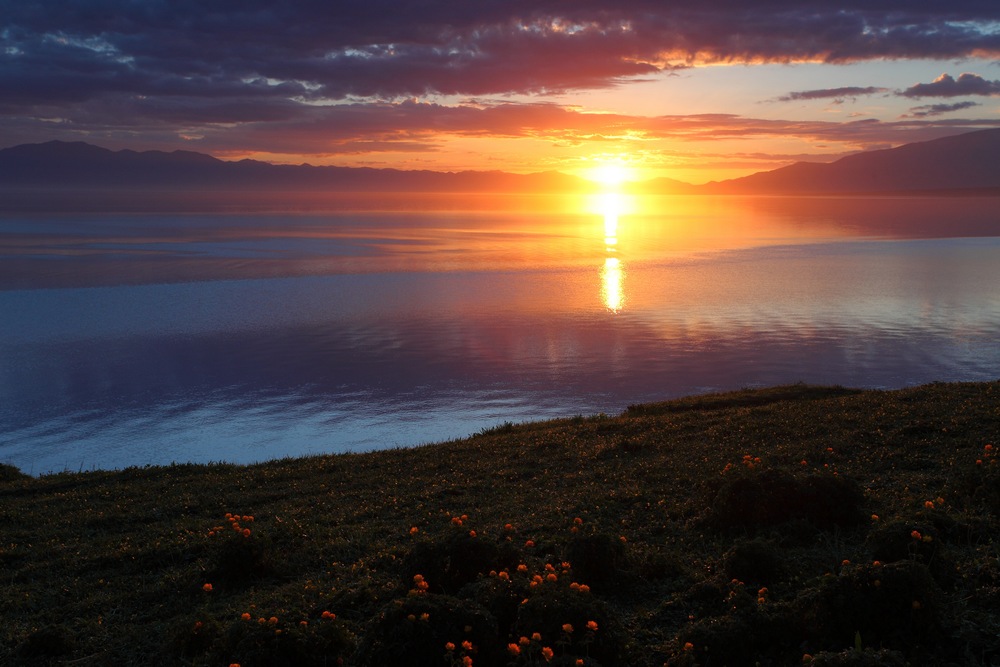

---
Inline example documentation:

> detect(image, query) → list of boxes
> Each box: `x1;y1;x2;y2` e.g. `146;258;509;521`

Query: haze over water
1;194;998;474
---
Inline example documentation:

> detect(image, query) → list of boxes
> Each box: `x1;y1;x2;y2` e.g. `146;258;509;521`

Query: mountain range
1;129;999;203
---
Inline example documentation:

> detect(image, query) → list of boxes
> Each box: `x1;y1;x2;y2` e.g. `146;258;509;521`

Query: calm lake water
1;194;998;474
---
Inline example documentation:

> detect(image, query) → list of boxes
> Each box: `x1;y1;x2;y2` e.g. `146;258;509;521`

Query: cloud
903;101;981;117
901;73;1000;98
777;86;888;103
2;2;1000;107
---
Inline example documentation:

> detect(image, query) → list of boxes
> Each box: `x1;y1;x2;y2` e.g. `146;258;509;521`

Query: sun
585;162;636;189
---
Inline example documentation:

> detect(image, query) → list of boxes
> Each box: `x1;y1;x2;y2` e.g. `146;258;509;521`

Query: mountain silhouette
2;129;999;202
697;128;1000;194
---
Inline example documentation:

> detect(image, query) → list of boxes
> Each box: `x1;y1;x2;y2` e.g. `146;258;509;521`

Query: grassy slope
1;381;999;666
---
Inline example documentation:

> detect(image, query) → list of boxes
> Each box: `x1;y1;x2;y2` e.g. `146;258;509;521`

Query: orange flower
268;616;278;625
451;517;463;526
469;530;477;538
586;620;598;632
517;564;528;573
498;571;510;581
578;584;591;593
683;642;694;651
461;640;473;651
525;539;535;548
519;636;530;646
420;613;430;621
321;611;336;619
576;660;585;666
910;530;922;540
573;517;583;525
541;646;554;661
924;500;935;509
546;573;558;582
445;642;456;651
241;612;252;621
504;523;514;531
507;643;521;656
562;623;573;634
202;583;213;592
531;632;542;641
242;528;251;537
409;526;419;535
462;657;473;667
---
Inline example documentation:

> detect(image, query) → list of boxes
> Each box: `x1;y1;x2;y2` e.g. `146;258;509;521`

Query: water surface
1;194;998;473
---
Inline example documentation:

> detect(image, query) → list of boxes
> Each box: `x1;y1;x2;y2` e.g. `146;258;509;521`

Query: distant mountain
0;140;589;194
3;129;1000;204
698;128;1000;195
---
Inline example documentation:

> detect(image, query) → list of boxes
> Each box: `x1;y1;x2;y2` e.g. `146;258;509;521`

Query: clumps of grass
0;463;30;483
706;468;867;531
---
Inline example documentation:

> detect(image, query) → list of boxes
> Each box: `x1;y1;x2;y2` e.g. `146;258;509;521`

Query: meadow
2;381;999;666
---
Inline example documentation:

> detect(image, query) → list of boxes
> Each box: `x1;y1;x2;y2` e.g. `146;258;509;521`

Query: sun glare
587;162;635;189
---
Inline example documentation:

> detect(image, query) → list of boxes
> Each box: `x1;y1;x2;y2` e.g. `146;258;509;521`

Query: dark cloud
903;101;981;117
3;1;999;108
777;86;888;102
901;73;1000;97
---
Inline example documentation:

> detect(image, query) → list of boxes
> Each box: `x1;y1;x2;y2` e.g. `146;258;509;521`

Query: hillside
2;381;999;666
700;128;1000;194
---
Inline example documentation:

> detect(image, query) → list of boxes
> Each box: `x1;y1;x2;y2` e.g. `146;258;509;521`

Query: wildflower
545;563;555;572
321;611;336;619
300;620;308;627
517;564;528;573
420;613;430;622
910;530;922;540
410;526;419;535
445;642;456;651
546;573;558;582
586;620;598;632
508;643;521;656
573;517;583;525
576;660;585;666
519;636;531;646
578;584;591;593
242;528;251;537
936;496;945;505
451;517;463;526
462;640;473;651
562;623;574;634
504;523;514;531
202;583;213;592
924;500;935;509
498;571;510;581
462;657;473;667
871;514;880;522
268;616;278;625
619;535;627;543
407;614;416;622
541;646;554;661
525;539;535;548
683;642;694;651
241;612;251;621
469;530;477;538
230;663;241;667
802;654;813;663
532;632;542;641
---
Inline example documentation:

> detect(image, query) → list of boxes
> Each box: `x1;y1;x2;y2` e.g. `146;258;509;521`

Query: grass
1;380;999;666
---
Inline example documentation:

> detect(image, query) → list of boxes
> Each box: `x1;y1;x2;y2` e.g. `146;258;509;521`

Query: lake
1;193;998;474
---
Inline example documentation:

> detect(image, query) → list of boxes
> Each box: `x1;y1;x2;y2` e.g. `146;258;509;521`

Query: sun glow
586;162;636;189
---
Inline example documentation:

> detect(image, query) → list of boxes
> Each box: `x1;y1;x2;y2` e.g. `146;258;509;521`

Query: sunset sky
2;1;1000;183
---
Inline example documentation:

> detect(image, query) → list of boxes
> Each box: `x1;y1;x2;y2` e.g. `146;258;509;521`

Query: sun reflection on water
595;192;626;312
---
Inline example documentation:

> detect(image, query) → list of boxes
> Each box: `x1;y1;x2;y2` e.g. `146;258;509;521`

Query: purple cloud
777;87;888;102
904;101;981;117
901;73;1000;98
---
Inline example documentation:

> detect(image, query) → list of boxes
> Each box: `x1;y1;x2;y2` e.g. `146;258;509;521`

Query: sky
2;1;1000;183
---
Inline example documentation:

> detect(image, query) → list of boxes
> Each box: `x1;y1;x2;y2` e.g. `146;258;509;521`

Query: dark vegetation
1;381;999;666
